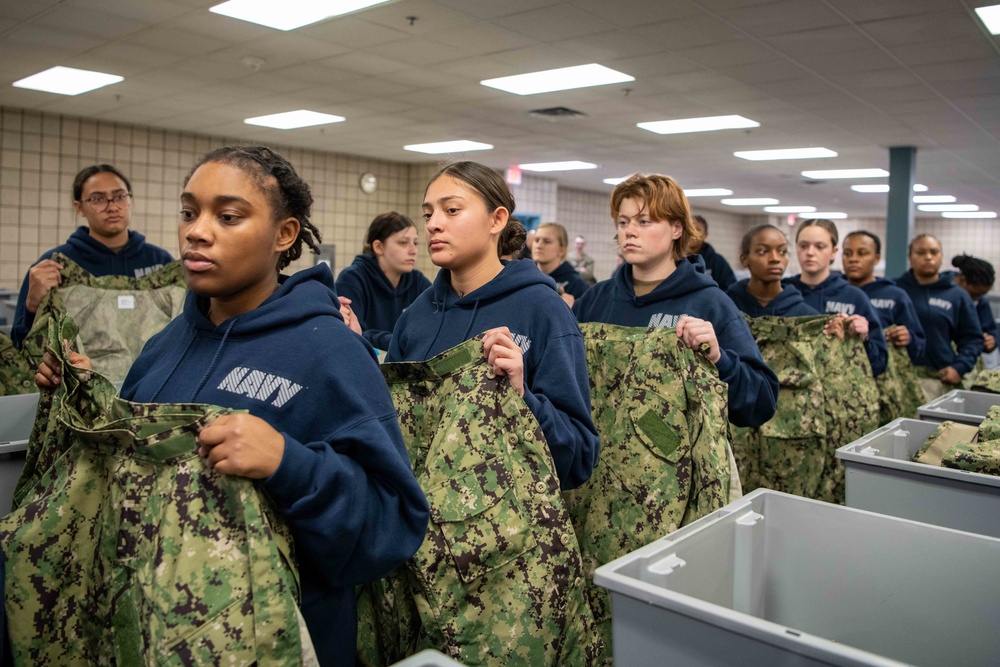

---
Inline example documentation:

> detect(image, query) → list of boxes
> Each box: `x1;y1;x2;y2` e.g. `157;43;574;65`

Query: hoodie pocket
428;458;537;584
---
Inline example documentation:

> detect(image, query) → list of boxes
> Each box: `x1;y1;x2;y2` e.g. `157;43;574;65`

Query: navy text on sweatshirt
573;258;779;428
335;253;432;350
11;226;174;347
858;277;927;363
784;272;888;377
387;259;600;491
726;279;819;318
120;264;429;665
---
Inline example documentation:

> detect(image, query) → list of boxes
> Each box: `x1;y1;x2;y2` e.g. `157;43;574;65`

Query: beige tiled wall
0;107;438;290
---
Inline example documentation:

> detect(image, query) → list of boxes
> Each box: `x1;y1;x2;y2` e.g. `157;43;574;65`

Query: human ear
275;217;300;254
372;239;384;256
489;207;510;236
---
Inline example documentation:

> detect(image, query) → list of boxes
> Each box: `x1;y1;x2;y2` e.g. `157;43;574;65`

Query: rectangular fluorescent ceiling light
765;206;816;213
638;115;759;135
735;147;837;161
519;161;596;172
802;168;889;179
975;4;1000;34
244;109;345;129
684;188;733;197
942;211;996;218
917;204;978;212
404;140;493;154
803;212;848;219
913;183;929;192
851;184;890;193
603;177;628;185
481;64;633;96
913;195;956;203
13;66;122;96
722;198;779;206
210;0;390;31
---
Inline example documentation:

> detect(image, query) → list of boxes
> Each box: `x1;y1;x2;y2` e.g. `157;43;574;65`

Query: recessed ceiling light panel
12;66;123;96
637;115;759;135
684;188;734;197
734;147;837;161
806;212;848;219
481;64;633;96
913;184;929;192
603;177;628;185
941;211;996;218
721;198;779;206
520;161;597;172
210;0;390;31
917;204;979;212
913;195;956;204
851;184;890;193
244;109;345;129
975;4;1000;34
802;168;889;179
403;140;493;154
764;206;817;213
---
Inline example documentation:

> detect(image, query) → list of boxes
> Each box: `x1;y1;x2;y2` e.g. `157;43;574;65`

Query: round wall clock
359;172;378;195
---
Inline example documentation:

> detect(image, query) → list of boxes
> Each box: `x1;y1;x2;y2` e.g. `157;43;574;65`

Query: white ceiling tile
495;5;611;41
429;0;560;20
355;0;472;34
118;25;231;56
887;39;994;66
565;0;703;28
320;52;410;76
826;0;960;22
679;40;783;68
421;20;538;56
633;15;744;49
552;31;664;61
368;37;473;66
298;16;410;50
858;10;984;46
716;0;847;37
716;60;811;84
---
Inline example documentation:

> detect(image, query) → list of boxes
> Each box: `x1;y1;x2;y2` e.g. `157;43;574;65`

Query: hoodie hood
431;258;555;313
896;269;956;291
65;226;151;266
348;253;395;296
726;278;817;317
616;254;718;305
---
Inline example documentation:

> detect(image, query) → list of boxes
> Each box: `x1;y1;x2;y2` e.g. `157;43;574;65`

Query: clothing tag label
118;295;136;310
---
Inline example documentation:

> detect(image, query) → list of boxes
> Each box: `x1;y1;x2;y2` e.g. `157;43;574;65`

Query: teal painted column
885;146;916;278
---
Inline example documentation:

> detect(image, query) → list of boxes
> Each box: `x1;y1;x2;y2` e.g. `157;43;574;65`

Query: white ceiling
1;0;999;217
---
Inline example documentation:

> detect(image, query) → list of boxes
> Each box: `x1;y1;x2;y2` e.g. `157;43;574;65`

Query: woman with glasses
10;163;174;348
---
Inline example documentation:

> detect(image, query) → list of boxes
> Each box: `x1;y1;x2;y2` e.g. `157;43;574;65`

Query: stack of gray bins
916;389;1000;425
595;489;1000;666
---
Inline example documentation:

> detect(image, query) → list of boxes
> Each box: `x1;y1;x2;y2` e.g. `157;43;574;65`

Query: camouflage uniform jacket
360;337;600;666
1;315;312;666
0;332;35;396
18;252;186;383
877;325;925;424
562;323;733;663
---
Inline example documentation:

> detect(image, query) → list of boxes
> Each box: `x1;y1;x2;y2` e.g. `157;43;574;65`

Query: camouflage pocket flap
428;458;513;523
631;406;683;463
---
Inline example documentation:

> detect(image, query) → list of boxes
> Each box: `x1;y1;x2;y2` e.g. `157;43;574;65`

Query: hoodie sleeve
712;314;779;428
951;292;984;376
521;330;600;491
857;298;888;377
977;299;998;338
710;255;737;292
892;290;926;363
10;268;35;349
336;268;393;350
263;362;429;588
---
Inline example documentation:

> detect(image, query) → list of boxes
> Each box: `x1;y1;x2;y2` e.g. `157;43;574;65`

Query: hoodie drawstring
461;300;480;342
190;318;238;402
423;302;447;361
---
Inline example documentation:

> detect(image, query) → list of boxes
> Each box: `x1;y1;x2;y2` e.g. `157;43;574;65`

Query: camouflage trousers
876;328;924;424
1;316;310;666
563;324;733;663
18;252;187;383
358;338;600;667
0;332;35;396
736;316;829;499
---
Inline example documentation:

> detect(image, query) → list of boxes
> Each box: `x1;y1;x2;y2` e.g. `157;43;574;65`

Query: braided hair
952;254;995;288
184;146;321;271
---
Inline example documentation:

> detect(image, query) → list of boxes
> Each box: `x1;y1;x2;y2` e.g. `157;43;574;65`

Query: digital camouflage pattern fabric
563;323;733;663
0;332;35;396
358;338;600;667
876;326;925;424
915;410;1000;476
736;315;829;498
1;315;311;666
968;368;1000;394
18;252;186;383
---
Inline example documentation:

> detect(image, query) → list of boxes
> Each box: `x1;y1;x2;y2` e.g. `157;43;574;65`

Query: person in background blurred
532;222;591;306
687;214;736;291
572;235;597;285
948;254;997;359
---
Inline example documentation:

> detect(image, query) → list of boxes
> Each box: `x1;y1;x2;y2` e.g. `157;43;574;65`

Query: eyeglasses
81;192;132;211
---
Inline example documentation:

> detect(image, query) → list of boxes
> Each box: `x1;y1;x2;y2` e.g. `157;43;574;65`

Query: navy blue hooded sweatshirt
387;259;599;491
895;270;984;375
335;253;432;350
698;243;737;291
941;269;998;339
11;226;174;347
120;264;429;665
783;272;888;377
857;277;927;363
726;279;818;317
545;260;591;299
573;258;779;428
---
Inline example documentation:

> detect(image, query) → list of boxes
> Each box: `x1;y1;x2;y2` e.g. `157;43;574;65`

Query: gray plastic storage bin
917;389;1000;425
594;489;1000;667
0;392;38;514
389;650;466;666
836;418;1000;538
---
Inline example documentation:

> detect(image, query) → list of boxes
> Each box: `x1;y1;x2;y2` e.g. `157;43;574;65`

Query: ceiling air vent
529;106;586;120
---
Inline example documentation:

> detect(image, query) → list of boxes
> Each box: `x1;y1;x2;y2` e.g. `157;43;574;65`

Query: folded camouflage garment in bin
915;407;1000;476
358;338;600;667
968;368;1000;394
18;253;186;384
562;323;733;663
1;315;312;666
